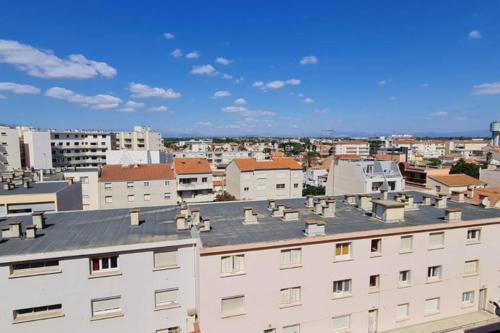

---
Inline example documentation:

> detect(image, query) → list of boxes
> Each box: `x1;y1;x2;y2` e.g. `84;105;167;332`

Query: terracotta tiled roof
334;154;361;160
233;157;302;171
320;155;335;170
372;154;392;161
173;158;212;174
428;174;486;187
99;164;175;182
473;187;500;207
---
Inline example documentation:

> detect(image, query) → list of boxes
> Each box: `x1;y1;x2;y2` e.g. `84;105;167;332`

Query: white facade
176;173;214;203
106;150;167;165
305;167;328;187
63;169;100;210
0;125;21;171
21;130;53;170
333;141;370;156
115;126;163;151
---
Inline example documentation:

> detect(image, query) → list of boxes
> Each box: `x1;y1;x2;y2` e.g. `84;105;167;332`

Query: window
335;242;352;259
221;296;245;317
105;196;113;203
127;181;134;189
427;265;442;281
396;303;409;321
91;296;122;318
399;270;411;286
280;287;301;306
156;328;181;333
164;180;171;186
202;177;208;183
10;260;60;277
13;304;63;323
144;181;151;187
164;193;171;200
221;255;245;275
467;229;480;242
464;260;479;275
429;232;445;249
332;314;350;332
370;239;381;254
91;256;118;274
80;176;89;184
244;187;249;191
128;195;135;202
282;324;300;333
462;291;474;305
276;184;286;189
333;279;352;297
424;297;440;315
293;183;299;189
144;194;151;201
154;250;177;269
264;329;276;333
400;235;413;252
104;182;112;190
369;275;380;291
280;248;301;267
155;288;179;309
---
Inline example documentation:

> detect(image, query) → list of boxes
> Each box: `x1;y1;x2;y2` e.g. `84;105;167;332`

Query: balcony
177;182;212;191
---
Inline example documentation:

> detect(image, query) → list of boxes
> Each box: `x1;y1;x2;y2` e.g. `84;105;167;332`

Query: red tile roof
233;157;302;171
428;174;486;187
99;164;175;182
173;158;212;174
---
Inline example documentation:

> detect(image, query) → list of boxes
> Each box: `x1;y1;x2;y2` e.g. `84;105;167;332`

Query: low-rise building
0;125;21;172
399;164;451;188
428;174;487;197
226;158;303;200
98;164;177;209
333;140;370;156
480;166;500;187
472;187;500;208
173;158;214;202
63;168;100;210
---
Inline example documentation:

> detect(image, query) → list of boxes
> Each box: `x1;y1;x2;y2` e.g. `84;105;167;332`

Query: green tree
450;159;480;179
427;158;442;167
215;191;236;202
302;185;325;196
302;151;320;168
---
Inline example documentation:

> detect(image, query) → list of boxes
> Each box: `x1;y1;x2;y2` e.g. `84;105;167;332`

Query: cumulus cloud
120;100;145;112
234;98;247;105
472;82;500;95
222;106;247;113
185;51;200;59
222;105;275;117
191;64;216;75
216;57;232;65
253;79;301;91
45;87;121;109
171;48;183;58
213;90;231;98
300;55;318;65
468;30;481;40
0;82;40;94
163;32;175;39
0;39;116;79
128;82;181;99
148;106;169;112
303;97;315;104
286;79;301;85
252;81;264;87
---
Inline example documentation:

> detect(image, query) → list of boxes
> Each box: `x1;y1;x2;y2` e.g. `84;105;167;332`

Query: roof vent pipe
445;207;462;222
32;212;45;229
129;208;140;226
25;225;36;239
1;221;21;239
306;195;314;208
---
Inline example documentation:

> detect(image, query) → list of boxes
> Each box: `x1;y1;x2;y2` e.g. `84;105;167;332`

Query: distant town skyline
0;1;499;136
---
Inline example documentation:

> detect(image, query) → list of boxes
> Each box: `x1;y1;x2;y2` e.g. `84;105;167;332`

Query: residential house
173;158;214;202
428;174;487;197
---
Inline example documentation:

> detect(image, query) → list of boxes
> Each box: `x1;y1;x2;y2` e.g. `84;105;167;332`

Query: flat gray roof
0;181;71;196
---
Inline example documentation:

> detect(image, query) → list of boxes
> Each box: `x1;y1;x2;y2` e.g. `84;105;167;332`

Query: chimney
435;195;448;209
25;225;36;239
358;195;373;212
319;197;327;207
191;208;201;226
282;209;299;222
268;199;276;210
422;196;432;206
32;212;45;229
2;182;11;191
199;218;211;232
67;177;74;185
306;195;314;208
314;201;323;215
180;204;188;216
403;195;416;210
176;214;189;230
243;207;258;224
445;207;462;222
372;200;405;223
271;204;286;217
2;221;22;239
23;180;31;189
344;194;357;206
304;219;325;237
129;208;140;226
322;199;336;218
380;188;388;200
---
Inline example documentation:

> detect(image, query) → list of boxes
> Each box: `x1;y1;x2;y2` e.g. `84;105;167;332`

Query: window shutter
221;256;232;274
292;287;301;303
281;288;291;304
400;236;412;250
464;260;478;275
281;250;291;266
396;304;408;319
332;314;350;330
429;233;444;247
221;296;244;316
425;298;439;314
156;289;178;306
234;255;245;272
291;249;301;264
154;250;177;268
92;297;121;314
282;324;300;333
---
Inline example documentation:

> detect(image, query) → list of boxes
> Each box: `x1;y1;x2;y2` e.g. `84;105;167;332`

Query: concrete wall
63;170;99;210
105;150;166;165
176;173;213;203
225;162;241;199
56;182;83;212
22;131;53;169
480;169;500;187
0;126;21;171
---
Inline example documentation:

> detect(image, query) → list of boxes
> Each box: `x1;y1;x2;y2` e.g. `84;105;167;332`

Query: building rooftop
428;174;486;187
173;158;212;174
0;181;72;196
232;157;302;171
99;164;175;182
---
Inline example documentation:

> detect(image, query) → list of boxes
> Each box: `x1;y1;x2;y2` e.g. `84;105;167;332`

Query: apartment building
428;174;487;197
0;207;197;333
173;158;214;203
0;180;82;216
98;164;177;209
391;139;446;161
50;130;115;168
106;150;167;165
327;158;405;196
114;125;163;151
196;193;500;333
63;168;100;210
399;163;451;188
445;140;489;159
19;128;53;169
332;140;370;156
0;125;21;172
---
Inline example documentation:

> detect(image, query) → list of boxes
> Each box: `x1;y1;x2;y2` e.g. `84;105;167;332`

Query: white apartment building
0;207;197;333
174;149;251;166
173;158;214;203
0;125;21;171
50;130;115;168
445;140;489;158
333;140;370;156
19;128;53;170
114;125;163;151
98;164;178;209
226;158;303;200
106;150;167;165
391;139;446;160
63;168;100;210
327;158;405;196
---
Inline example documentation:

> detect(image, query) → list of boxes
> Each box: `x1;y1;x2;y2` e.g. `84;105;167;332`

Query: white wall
23;131;53;169
0;126;21;171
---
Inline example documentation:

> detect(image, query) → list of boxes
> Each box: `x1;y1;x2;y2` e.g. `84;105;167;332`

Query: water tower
491;120;500;146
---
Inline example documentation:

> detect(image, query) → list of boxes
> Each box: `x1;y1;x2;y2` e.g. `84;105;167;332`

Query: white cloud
171;48;183;58
124;100;145;109
163;32;175;40
222;106;247;113
191;64;216;75
472;82;500;95
128;82;181;99
45;87;121;109
197;121;212;126
429;111;448;117
252;81;264;87
313;108;328;113
379;80;388;86
253;79;301;91
234;98;247;105
213;90;231;98
468;30;481;40
286;79;301;85
389;96;397;101
303;97;315;104
266;80;286;89
223;74;234;80
0;82;40;94
0;39;116;79
216;57;232;65
222;105;275;117
148;106;169;112
185;51;200;59
300;55;318;65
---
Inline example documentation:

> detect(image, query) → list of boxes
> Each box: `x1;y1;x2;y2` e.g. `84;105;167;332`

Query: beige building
173;158;214;203
98;164;177;209
428;174;487;197
63;168;100;210
333;140;370;156
0;125;21;172
115;125;163;151
226;158;303;200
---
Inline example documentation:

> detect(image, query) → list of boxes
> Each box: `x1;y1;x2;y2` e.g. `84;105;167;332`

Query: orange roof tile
473;187;500;207
372;154;392;161
233;157;302;171
428;174;486;187
334;154;361;160
173;158;212;174
320;155;335;170
99;164;175;182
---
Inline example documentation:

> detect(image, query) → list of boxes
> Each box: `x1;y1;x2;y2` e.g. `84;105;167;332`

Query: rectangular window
293;183;299;189
264;329;276;333
80;176;89;184
156;328;181;333
144;194;151;201
154;250;177;269
335;242;352;259
90;256;119;274
13;304;62;323
127;181;134;189
144;181;151;187
276;184;286;189
427;265;442;281
429;232;445;249
332;314;350;331
202;177;208;183
333;279;352;297
282;324;300;333
396;303;409;321
221;296;245;317
370;239;382;254
221;254;245;275
10;260;60;277
400;235;413;252
280;287;301;306
155;288;179;309
467;229;480;242
369;274;380;290
104;182;112;190
91;296;122;318
399;270;411;286
244;187;249;191
464;260;479;275
424;297;440;315
164;193;171;200
280;248;301;267
128;195;135;202
462;291;474;305
164;180;171;186
105;196;113;203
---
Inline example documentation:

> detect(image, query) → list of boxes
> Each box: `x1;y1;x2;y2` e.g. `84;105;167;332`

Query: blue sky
0;0;499;136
